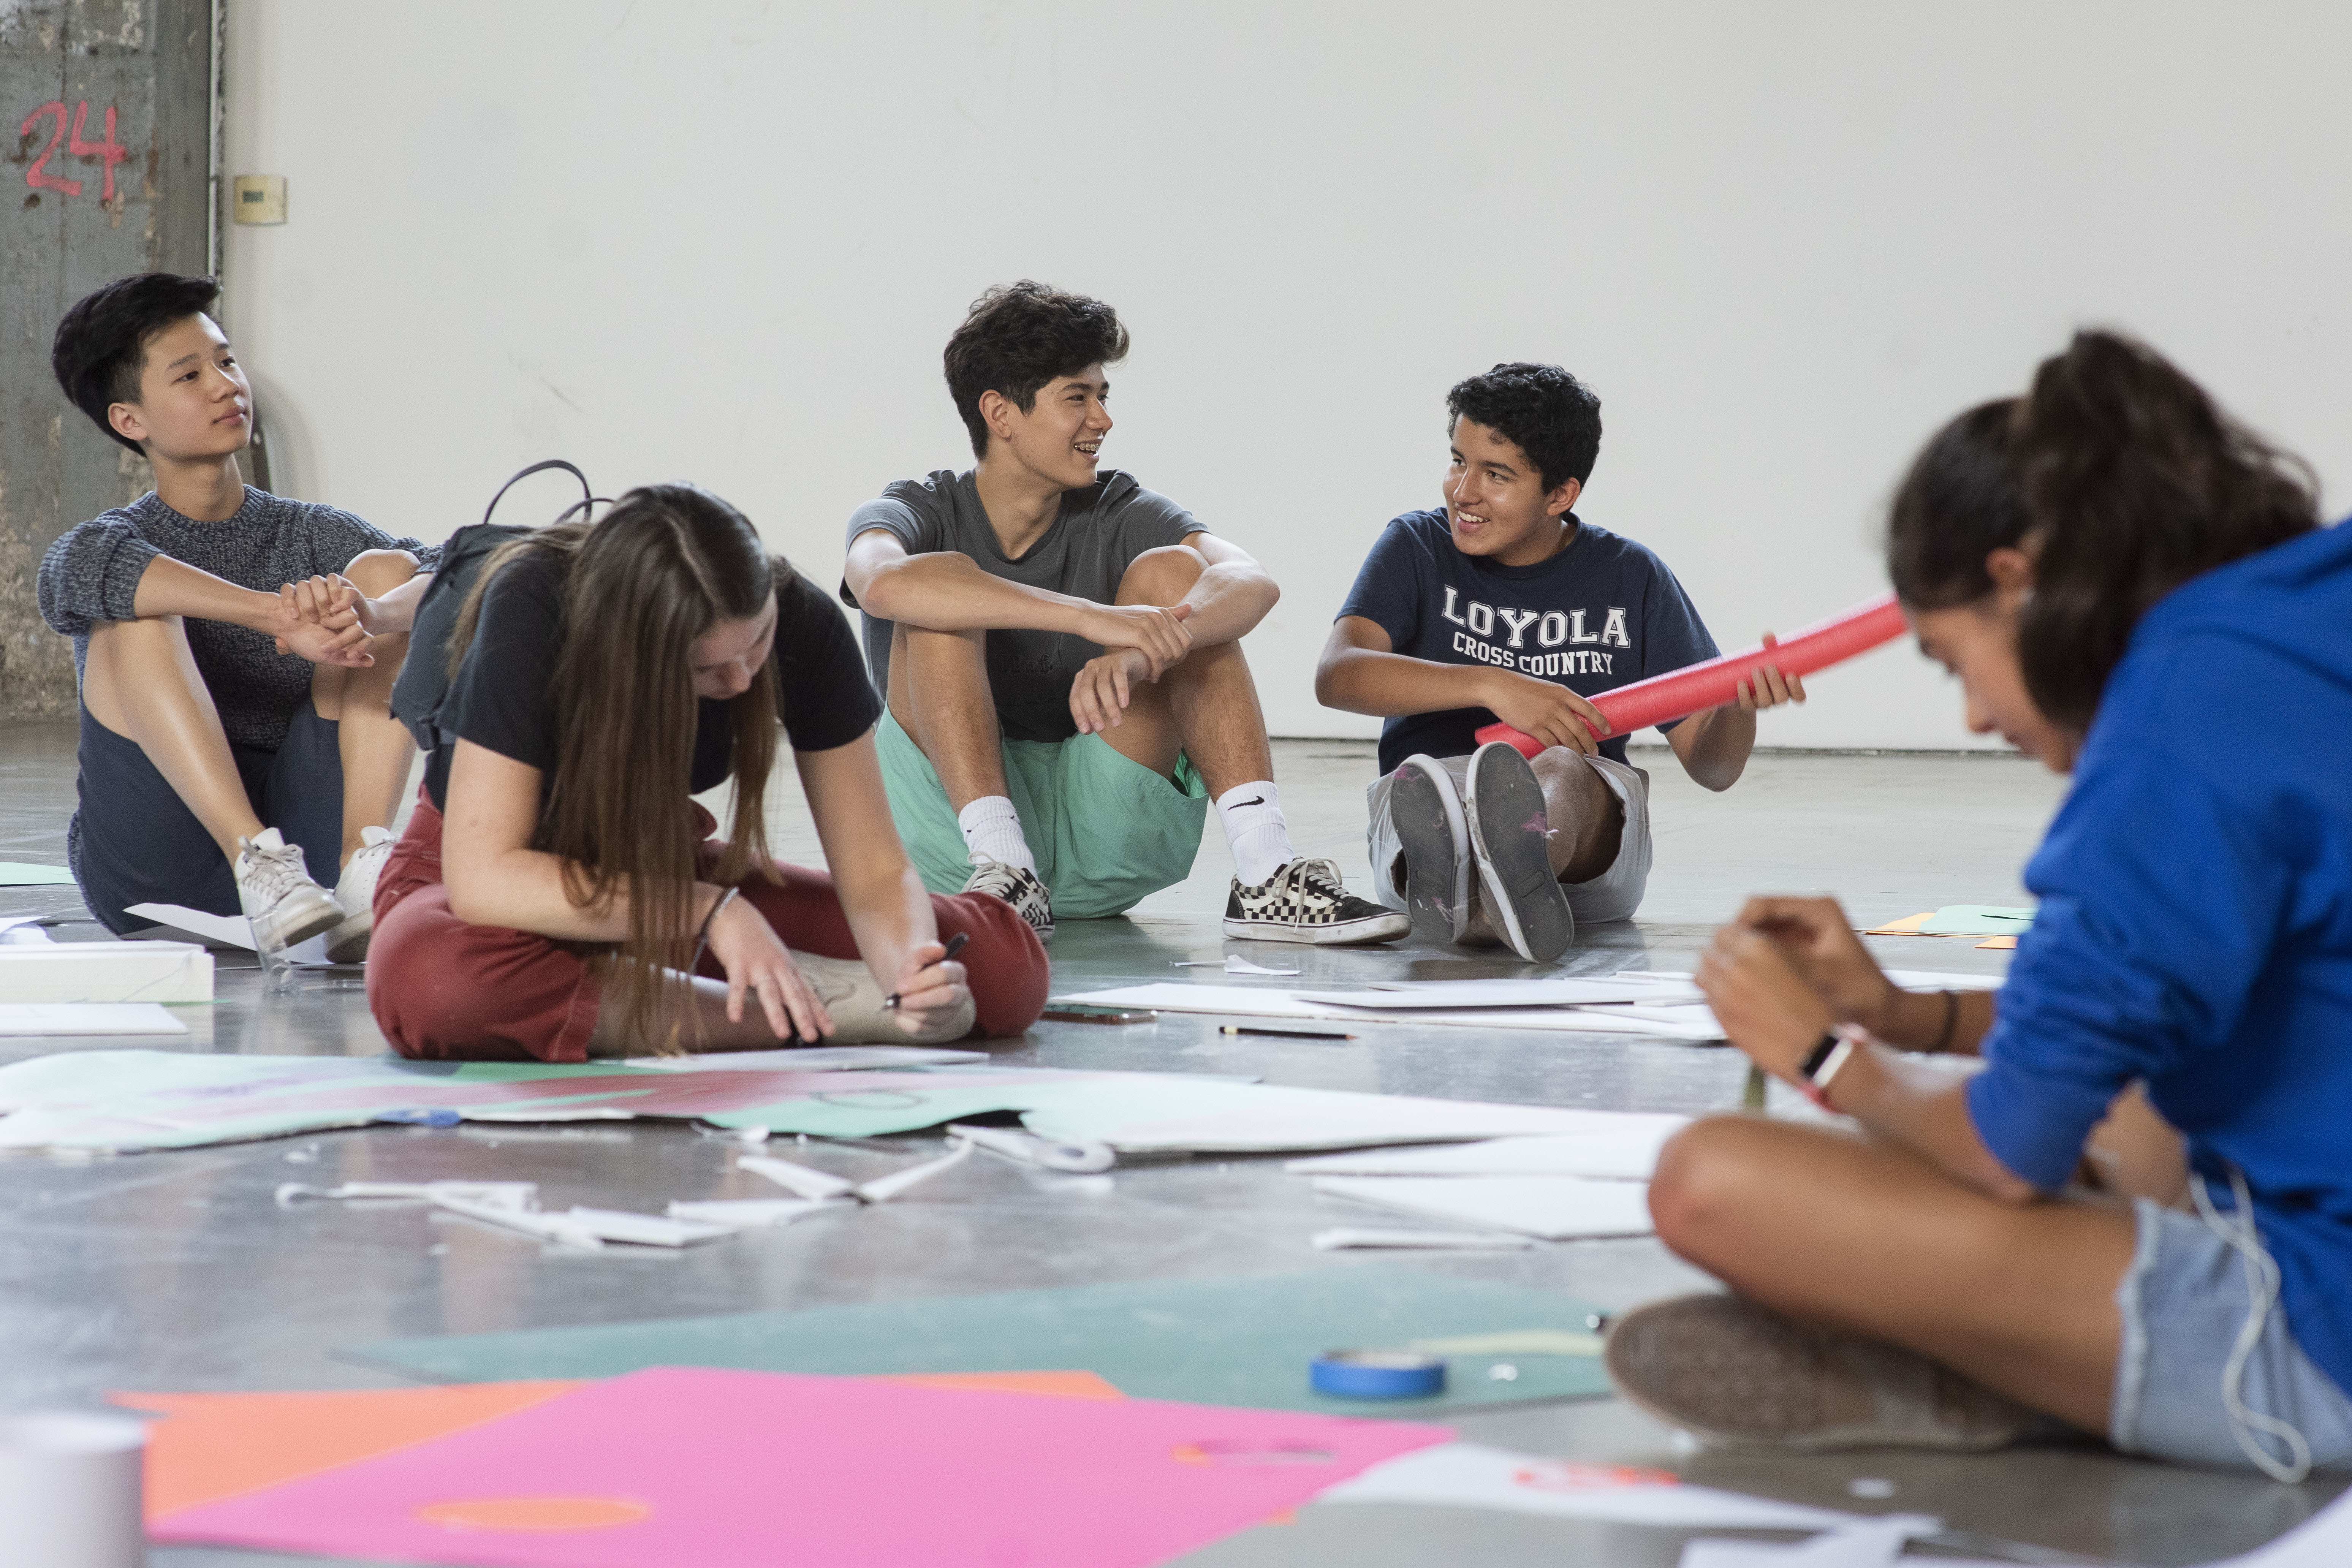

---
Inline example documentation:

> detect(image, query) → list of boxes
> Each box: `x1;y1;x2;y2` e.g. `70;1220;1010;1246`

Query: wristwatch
1796;1024;1866;1109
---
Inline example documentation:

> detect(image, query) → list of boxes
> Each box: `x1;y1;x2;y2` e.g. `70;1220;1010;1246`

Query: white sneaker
961;853;1053;940
324;825;396;965
234;828;345;954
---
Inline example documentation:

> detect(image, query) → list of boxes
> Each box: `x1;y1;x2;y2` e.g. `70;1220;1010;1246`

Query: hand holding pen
883;930;969;1029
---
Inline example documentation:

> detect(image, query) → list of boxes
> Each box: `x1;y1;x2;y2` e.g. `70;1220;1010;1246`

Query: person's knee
1117;544;1206;605
1649;1115;1782;1263
343;548;420;597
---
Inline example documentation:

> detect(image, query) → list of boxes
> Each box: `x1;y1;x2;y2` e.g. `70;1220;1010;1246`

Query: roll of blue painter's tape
1310;1349;1446;1400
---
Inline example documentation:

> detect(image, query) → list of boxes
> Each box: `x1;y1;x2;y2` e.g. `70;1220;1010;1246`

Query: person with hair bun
1604;332;2352;1479
362;484;1046;1061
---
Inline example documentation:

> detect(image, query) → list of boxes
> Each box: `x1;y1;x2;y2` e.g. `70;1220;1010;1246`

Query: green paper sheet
0;1050;1657;1155
0;861;77;886
345;1267;1613;1415
1915;904;2034;936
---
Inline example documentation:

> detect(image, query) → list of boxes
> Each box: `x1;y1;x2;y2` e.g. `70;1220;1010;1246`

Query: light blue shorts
2111;1198;2352;1472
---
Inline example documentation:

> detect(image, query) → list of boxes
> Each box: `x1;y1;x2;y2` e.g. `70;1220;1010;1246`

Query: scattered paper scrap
1976;936;2019;951
1864;906;2032;939
0;942;212;1004
0;1003;188;1037
948;1121;1117;1173
665;1197;847;1230
852;1136;973;1202
1310;1228;1531;1251
432;1195;734;1250
276;1180;539;1210
1290;1127;1681;1181
1314;1175;1655;1240
736;1153;856;1201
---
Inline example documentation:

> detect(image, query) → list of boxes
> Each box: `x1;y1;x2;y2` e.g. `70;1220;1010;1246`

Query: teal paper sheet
1915;905;2034;936
0;1050;1660;1155
0;861;77;886
345;1267;1613;1415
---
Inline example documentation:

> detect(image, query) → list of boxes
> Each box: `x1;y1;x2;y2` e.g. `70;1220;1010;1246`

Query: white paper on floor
1318;1443;1867;1530
0;1003;187;1037
630;1046;988;1073
122;902;342;965
1289;1126;1683;1181
1679;1516;1942;1567
2201;1484;2352;1567
1296;976;1704;1008
1172;956;1301;976
1314;1174;1655;1239
1055;983;1724;1041
431;1194;733;1249
665;1197;848;1229
276;1180;539;1210
1310;1227;1532;1250
0;942;214;1004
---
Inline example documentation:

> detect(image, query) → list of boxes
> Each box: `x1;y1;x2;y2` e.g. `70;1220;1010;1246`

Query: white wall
221;1;2352;748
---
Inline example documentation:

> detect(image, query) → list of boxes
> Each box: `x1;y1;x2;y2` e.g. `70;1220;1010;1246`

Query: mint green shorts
875;712;1209;919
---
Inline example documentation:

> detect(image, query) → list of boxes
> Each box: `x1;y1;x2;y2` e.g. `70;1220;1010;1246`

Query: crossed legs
80;548;422;873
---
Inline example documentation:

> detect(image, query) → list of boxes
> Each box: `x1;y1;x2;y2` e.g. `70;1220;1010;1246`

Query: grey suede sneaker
1464;742;1574;962
1604;1293;2041;1454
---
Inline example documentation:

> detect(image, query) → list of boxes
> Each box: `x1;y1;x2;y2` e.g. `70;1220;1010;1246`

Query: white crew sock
1216;781;1295;887
957;795;1037;875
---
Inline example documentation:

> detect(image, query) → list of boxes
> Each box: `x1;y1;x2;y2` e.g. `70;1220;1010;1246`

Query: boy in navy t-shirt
1316;363;1804;960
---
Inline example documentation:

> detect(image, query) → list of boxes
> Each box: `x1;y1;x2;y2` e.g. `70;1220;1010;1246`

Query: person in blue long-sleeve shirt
1601;331;2352;1479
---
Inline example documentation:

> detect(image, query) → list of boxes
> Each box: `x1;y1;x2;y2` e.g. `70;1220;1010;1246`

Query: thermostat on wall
232;176;286;225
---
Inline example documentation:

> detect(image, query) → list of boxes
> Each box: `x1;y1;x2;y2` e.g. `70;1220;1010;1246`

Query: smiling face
688;596;778;702
1909;549;2077;772
983;366;1111;492
108;313;250;460
1443;416;1581;568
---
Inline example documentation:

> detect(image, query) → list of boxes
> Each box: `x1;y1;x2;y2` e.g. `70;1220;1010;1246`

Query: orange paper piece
116;1382;584;1520
1975;936;2019;950
1861;911;1937;935
117;1369;1125;1521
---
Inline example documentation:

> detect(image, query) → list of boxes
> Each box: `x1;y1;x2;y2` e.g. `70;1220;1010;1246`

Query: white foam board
0;943;213;1004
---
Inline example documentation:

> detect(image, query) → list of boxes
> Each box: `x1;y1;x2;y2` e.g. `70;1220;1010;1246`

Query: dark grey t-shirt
844;468;1206;743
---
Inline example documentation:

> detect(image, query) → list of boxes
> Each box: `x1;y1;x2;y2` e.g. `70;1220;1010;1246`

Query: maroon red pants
366;792;1049;1062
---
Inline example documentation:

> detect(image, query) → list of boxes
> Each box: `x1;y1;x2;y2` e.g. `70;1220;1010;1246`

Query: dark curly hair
1445;363;1602;495
1887;332;2318;733
943;281;1130;459
52;272;224;456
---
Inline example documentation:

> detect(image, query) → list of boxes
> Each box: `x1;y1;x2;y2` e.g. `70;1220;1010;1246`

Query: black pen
1219;1025;1358;1041
884;930;968;1011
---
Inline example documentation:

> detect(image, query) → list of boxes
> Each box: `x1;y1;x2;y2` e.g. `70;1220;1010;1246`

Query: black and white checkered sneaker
961;853;1054;940
1222;856;1409;946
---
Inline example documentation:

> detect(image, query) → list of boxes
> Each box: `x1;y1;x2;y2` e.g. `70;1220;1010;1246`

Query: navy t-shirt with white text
1337;509;1719;772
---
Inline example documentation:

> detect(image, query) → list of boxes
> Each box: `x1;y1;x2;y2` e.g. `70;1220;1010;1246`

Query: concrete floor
0;723;2340;1567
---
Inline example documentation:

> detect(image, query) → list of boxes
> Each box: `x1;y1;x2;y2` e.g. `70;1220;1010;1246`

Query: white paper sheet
628;1046;987;1072
1173;956;1301;976
1679;1517;1941;1567
1314;1174;1655;1239
2205;1485;2352;1566
122;902;340;965
1053;983;1724;1039
0;1003;188;1037
665;1197;847;1229
1289;1126;1682;1180
1879;969;2005;992
737;1154;857;1201
1298;976;1705;1009
1309;1227;1532;1250
1318;1442;1866;1529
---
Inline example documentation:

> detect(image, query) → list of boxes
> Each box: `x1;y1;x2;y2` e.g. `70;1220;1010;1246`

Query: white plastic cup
0;1412;146;1568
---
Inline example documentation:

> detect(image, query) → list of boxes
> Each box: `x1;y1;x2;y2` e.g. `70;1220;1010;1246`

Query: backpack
388;460;603;752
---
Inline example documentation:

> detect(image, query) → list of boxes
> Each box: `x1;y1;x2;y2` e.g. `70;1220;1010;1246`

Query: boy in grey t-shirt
37;274;438;958
842;281;1403;945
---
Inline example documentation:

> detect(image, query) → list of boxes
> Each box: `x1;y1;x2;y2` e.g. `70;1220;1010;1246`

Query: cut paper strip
1314;1175;1655;1240
735;1153;856;1201
0;942;213;1004
1290;1128;1682;1181
1320;1441;1866;1530
1976;936;2019;951
1861;911;1936;936
0;1049;1707;1156
0;1003;188;1036
152;1366;1453;1568
664;1198;847;1230
346;1267;1617;1415
0;860;78;886
1310;1228;1533;1251
115;1382;587;1519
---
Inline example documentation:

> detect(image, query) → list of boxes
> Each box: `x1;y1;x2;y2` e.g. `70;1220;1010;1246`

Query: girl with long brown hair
1603;332;2352;1478
363;484;1048;1060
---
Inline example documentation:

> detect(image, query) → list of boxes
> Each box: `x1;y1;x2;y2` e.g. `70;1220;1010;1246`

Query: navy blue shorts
67;702;346;935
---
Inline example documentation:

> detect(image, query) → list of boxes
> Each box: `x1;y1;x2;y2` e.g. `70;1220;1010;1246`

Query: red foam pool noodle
1473;591;1909;756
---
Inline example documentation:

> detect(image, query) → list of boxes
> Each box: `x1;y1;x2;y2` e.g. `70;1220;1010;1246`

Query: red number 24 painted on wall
19;100;127;203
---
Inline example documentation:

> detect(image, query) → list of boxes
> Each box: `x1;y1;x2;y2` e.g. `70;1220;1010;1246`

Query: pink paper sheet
152;1365;1450;1567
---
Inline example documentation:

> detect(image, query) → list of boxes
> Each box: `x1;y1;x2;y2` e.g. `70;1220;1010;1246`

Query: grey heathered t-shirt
36;486;441;752
844;468;1206;743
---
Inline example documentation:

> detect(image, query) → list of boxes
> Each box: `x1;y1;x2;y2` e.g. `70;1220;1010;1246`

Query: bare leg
82;616;264;863
887;622;1010;812
1529;748;1624;883
1647;1115;2135;1432
1099;546;1277;796
309;550;423;869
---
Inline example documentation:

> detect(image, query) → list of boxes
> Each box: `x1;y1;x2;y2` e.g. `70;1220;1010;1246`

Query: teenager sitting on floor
37;272;435;960
361;485;1045;1061
1316;364;1803;961
1607;332;2352;1478
842;281;1407;946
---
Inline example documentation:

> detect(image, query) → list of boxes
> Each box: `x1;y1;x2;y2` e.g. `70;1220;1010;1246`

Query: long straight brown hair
449;484;782;1051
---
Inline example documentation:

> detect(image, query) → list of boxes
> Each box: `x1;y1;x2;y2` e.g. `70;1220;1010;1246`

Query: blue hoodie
1969;520;2352;1395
